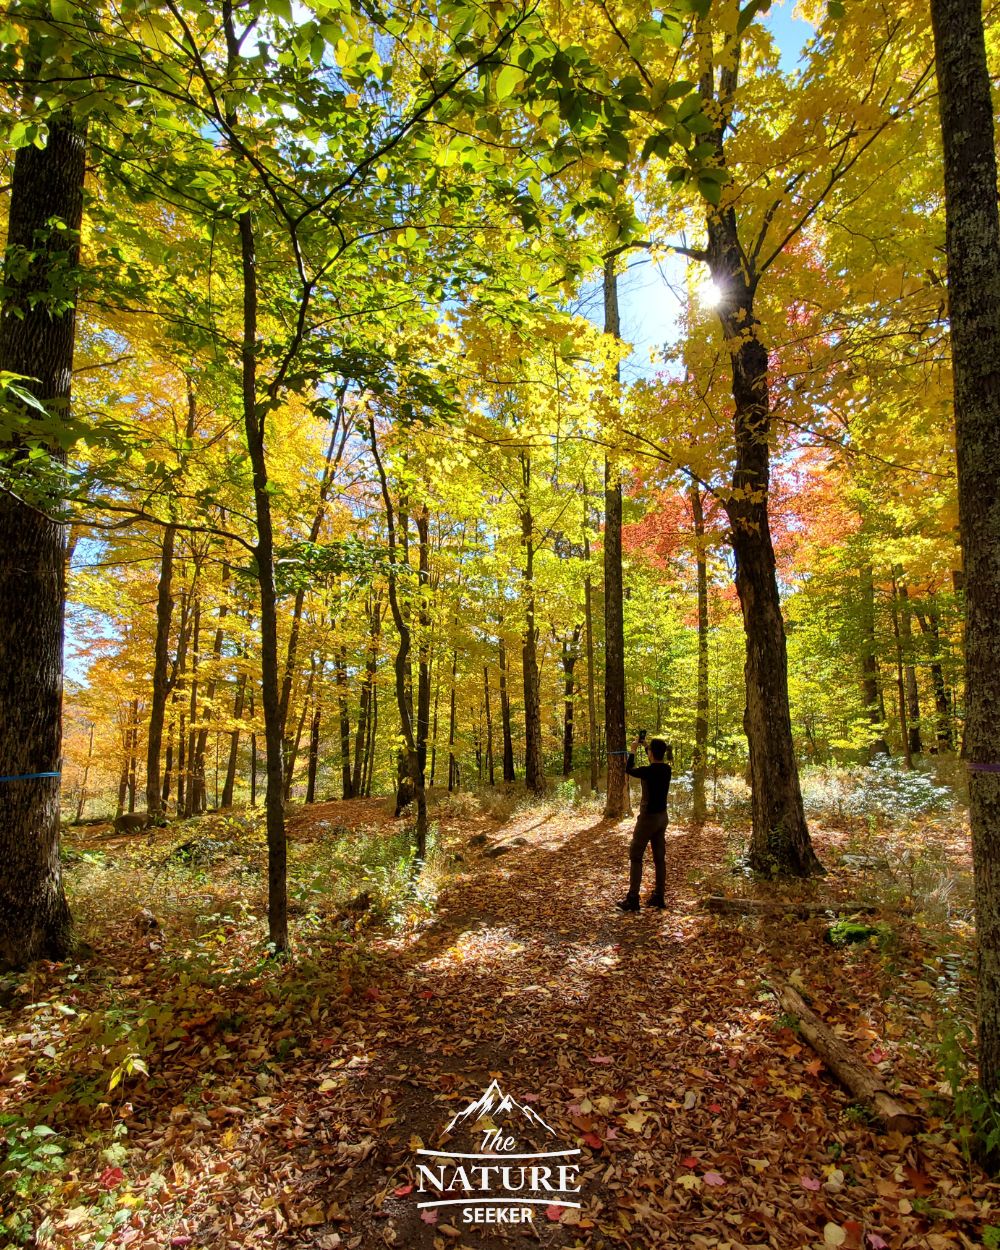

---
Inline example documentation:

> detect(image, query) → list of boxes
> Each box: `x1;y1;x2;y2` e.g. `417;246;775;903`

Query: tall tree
0;105;86;966
929;0;1000;1135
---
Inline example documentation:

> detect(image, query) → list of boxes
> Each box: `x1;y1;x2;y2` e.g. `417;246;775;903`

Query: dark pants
627;811;668;900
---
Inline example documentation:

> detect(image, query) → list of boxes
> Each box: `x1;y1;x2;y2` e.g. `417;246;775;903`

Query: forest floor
1;792;995;1250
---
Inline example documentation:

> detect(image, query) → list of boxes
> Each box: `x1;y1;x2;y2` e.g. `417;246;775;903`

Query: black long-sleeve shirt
625;753;671;815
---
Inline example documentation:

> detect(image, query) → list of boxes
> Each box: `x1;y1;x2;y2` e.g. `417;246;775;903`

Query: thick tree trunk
146;524;176;817
602;259;630;819
415;506;431;852
691;484;710;822
0;110;85;967
693;36;818;875
498;632;516;782
930;0;1000;1116
706;226;820;875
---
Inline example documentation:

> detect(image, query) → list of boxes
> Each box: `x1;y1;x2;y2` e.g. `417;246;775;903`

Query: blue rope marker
0;771;61;783
968;763;1000;774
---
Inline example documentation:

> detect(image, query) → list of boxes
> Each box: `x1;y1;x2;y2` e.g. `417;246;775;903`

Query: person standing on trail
615;735;672;912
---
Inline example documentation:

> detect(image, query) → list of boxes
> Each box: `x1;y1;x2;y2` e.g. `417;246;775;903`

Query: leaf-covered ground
2;796;995;1250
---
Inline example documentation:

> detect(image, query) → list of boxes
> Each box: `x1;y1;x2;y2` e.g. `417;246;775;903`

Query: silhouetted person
615;736;671;912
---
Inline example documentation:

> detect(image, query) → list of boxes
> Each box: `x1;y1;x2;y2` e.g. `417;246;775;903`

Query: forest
1;0;1000;1247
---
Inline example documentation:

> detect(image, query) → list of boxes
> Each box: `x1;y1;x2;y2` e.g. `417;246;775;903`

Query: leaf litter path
24;807;994;1250
264;811;990;1250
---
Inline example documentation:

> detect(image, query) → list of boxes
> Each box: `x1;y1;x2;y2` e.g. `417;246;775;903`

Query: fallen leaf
824;1223;847;1247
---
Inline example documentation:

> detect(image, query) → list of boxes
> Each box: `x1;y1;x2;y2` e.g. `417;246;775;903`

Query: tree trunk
76;723;95;823
498;631;516;782
859;563;890;757
520;453;545;794
602;259;630;819
353;595;380;795
193;565;229;812
221;666;247;808
447;648;459;792
336;646;354;799
484;664;495;785
691;483;711;822
583;518;600;795
0;105;86;965
562;626;581;777
918;604;954;752
184;599;201;817
305;693;321;804
415;506;431;851
929;0;1000;1120
694;38;819;875
146;523;176;817
898;579;923;755
889;573;913;769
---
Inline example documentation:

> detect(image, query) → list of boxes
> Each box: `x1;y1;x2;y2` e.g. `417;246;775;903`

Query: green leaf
698;175;723;205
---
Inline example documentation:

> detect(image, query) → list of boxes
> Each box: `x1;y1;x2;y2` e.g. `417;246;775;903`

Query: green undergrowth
0;807;451;1246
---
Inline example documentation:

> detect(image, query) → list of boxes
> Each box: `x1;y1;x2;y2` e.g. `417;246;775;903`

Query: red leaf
801;1176;821;1191
708;1103;722;1113
581;1132;603;1149
393;1184;414;1197
703;1171;725;1187
419;1210;438;1225
99;1166;124;1189
545;1205;565;1222
589;1055;614;1065
170;1240;193;1248
681;1157;700;1169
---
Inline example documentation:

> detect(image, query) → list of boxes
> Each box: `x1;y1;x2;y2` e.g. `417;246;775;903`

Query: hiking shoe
615;896;640;913
644;895;666;909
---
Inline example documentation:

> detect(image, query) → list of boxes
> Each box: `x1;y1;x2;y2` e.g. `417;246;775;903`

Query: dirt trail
303;812;986;1250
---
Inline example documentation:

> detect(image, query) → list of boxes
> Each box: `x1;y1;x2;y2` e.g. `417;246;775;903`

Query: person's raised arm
625;736;644;778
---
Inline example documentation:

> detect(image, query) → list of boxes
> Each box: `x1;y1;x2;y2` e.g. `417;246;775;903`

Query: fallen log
701;896;906;918
770;980;920;1134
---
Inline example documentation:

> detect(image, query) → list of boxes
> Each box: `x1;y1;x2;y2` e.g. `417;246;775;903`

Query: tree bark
146;524;177;817
520;453;545;794
0;108;85;966
561;625;581;777
929;0;1000;1116
602;258;630;819
859;563;890;757
221;667;247;808
696;38;819;875
498;630;516;782
335;645;353;799
484;663;495;785
897;579;923;755
889;573;913;769
691;483;710;822
917;603;954;752
447;647;459;792
352;594;380;796
582;518;600;795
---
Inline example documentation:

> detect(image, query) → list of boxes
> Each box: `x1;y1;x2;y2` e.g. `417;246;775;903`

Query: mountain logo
413;1077;582;1227
443;1078;555;1136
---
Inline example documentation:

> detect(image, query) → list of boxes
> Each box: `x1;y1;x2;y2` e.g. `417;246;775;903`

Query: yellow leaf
301;1205;326;1226
824;1223;847;1247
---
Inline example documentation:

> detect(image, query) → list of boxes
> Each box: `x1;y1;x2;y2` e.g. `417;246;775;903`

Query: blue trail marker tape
0;771;61;783
967;762;1000;774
